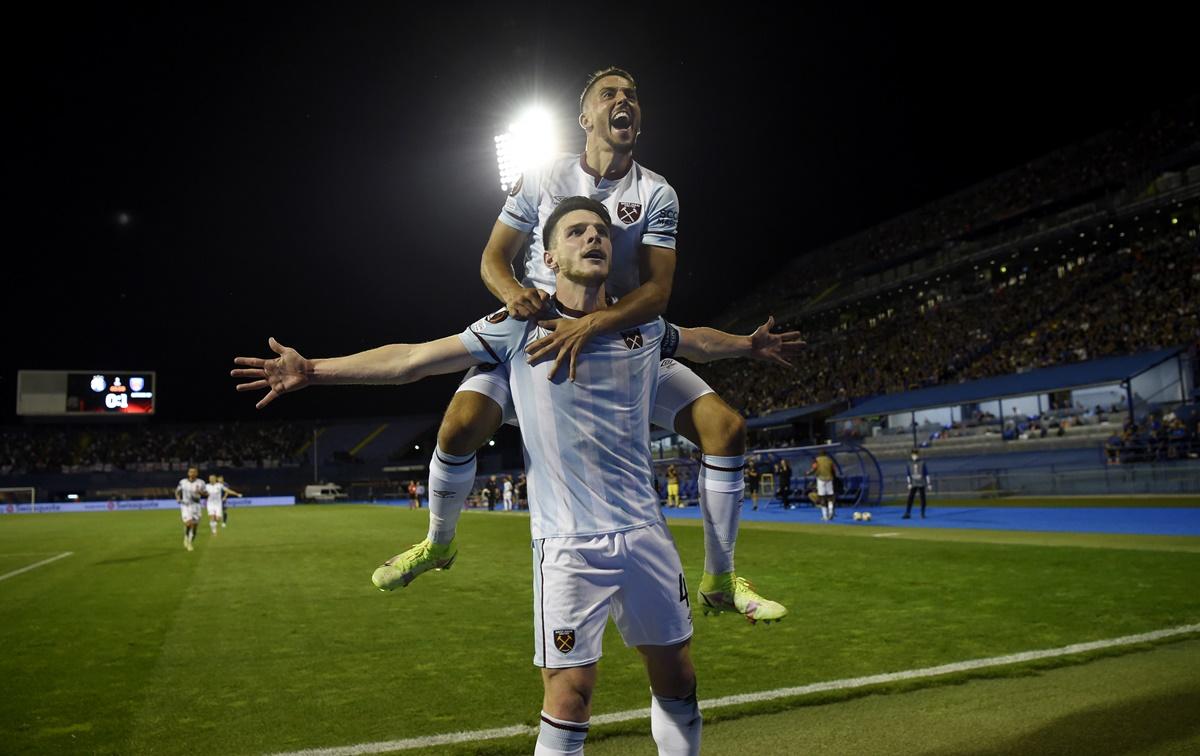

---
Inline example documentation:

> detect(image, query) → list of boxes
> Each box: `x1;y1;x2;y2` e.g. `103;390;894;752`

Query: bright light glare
495;106;559;191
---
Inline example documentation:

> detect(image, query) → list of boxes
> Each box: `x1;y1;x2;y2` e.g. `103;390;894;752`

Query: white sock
426;446;476;545
650;691;702;756
534;711;588;755
210;521;217;534
700;454;744;576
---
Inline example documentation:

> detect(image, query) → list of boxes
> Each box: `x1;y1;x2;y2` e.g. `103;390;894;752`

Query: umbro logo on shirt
617;202;642;223
621;329;643;350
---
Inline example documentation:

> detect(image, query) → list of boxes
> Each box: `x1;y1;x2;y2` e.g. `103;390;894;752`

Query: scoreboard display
66;373;155;414
17;370;156;417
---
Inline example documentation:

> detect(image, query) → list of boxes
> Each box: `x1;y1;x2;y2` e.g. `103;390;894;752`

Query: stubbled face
546;209;612;286
581;75;640;153
187;467;198;481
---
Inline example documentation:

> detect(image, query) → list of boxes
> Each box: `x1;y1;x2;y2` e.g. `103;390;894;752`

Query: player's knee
543;668;594;721
697;404;745;456
437;393;502;455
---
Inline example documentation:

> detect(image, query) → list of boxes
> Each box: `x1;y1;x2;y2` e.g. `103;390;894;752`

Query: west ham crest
617;202;642;224
621;329;643;350
553;628;576;654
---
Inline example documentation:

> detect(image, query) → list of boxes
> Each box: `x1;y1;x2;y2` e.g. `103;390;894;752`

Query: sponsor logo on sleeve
508;174;524;197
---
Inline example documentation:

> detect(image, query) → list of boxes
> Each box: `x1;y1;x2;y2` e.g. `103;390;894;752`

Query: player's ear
544;248;560;273
578;111;590;133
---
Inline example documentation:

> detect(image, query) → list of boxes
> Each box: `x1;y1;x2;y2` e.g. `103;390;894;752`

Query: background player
216;475;240;527
666;464;681;508
810;448;837;521
904;449;932;519
413;67;792;623
176;467;206;551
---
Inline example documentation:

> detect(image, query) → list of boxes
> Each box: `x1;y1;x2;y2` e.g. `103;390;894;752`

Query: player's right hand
231;337;311;409
505;286;550;321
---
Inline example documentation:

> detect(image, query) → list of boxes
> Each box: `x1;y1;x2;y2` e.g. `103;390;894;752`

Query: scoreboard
17;370;156;417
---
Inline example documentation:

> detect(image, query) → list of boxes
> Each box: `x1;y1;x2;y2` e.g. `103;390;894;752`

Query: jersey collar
578;153;633;186
551;294;617;319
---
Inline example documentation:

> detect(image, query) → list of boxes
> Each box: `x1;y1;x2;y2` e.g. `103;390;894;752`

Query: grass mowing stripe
268;622;1200;756
0;551;72;582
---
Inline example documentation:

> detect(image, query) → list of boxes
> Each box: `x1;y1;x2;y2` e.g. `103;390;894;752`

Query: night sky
8;3;1195;423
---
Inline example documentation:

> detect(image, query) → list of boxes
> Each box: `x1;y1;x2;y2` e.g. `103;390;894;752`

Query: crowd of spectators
723;97;1197;325
0;422;308;475
1105;410;1200;464
697;223;1198;418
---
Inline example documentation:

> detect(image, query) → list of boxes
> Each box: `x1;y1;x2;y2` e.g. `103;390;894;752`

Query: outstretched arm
673;316;805;366
232;335;480;409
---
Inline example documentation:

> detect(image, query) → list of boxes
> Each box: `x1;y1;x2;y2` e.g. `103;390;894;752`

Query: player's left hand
525;316;599;381
749;316;805;368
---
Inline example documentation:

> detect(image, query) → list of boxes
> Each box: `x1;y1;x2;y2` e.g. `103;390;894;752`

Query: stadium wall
1;496;296;515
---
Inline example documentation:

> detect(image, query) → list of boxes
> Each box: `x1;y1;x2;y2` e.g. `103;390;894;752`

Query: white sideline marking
0;551;73;582
269;622;1200;756
873;532;901;538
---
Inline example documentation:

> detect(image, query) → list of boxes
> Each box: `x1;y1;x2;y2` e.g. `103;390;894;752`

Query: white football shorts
817;479;835;497
206;500;224;517
457;357;714;432
531;520;693;669
179;503;202;523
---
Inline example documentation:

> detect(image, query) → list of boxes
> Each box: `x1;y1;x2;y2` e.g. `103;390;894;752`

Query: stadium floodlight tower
494;106;559;192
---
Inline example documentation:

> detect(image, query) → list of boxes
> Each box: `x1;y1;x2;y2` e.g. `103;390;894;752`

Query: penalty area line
269;622;1200;756
0;551;73;582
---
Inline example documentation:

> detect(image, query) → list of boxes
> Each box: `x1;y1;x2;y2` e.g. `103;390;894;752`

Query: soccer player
903;450;932;519
502;475;514;511
176;467;206;551
809;448;837;521
407;67;790;623
232;198;800;753
216;475;241;527
666;464;681;508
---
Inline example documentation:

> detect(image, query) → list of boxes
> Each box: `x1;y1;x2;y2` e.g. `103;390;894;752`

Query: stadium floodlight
495;106;559;192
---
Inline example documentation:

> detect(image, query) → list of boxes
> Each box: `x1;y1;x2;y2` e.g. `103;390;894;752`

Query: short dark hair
543;196;611;249
579;66;638;112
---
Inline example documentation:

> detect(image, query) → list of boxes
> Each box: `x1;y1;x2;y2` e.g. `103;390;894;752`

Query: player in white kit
502;476;514;511
410;67;788;624
232;198;801;753
176;467;206;551
204;474;243;535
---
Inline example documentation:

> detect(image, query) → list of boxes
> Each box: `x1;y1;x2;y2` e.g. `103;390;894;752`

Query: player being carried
232;198;800;752
391;66;796;623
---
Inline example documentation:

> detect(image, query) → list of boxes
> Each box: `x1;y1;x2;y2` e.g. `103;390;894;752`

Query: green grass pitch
1;504;1198;754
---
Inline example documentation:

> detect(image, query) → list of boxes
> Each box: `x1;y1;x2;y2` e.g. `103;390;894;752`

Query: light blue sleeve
497;168;542;234
457;309;530;365
642;182;679;250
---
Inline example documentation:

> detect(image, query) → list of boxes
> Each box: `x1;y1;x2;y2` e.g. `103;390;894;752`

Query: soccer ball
853;511;863;521
862;512;873;522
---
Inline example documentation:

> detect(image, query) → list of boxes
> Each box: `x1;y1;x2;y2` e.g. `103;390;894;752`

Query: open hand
231;337;311;409
749;316;806;368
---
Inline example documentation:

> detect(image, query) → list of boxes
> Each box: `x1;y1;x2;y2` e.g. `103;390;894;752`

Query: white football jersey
459;301;679;539
499;154;679;298
177;478;206;504
205;482;225;501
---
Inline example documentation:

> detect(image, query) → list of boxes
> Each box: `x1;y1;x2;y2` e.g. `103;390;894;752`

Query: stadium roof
830;347;1185;421
747;401;840;429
